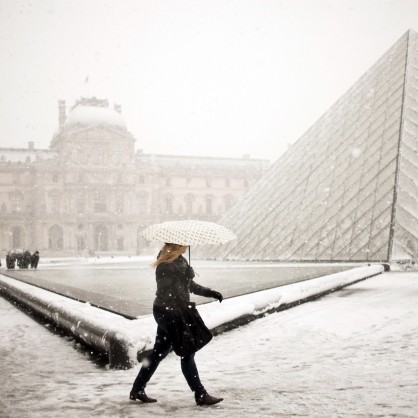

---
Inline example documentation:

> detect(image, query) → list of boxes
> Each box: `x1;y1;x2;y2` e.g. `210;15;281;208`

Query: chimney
58;100;66;130
28;141;34;150
114;103;122;113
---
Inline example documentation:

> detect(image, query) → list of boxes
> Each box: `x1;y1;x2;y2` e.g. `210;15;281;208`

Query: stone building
0;97;269;256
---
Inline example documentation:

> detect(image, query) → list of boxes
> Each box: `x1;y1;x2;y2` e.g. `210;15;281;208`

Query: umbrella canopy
142;220;237;246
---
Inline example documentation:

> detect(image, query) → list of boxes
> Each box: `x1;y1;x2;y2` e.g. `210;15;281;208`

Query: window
94;191;106;213
10;192;23;213
165;196;173;214
116;194;124;213
77;236;85;251
50;191;60;213
224;194;234;211
52;172;59;182
94;224;108;251
11;226;22;248
96;152;105;165
49;225;64;250
185;194;194;215
76;195;85;214
138;194;147;213
206;197;213;215
13;173;20;184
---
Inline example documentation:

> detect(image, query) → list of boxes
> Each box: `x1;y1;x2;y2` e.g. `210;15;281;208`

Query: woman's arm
190;280;223;302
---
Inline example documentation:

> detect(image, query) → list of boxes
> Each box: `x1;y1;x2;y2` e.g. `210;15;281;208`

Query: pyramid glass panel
206;31;418;262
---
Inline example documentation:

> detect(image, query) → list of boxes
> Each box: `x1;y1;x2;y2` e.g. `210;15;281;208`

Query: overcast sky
1;0;418;161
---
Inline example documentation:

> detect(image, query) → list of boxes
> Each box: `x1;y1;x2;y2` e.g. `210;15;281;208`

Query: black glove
211;290;223;303
186;266;195;279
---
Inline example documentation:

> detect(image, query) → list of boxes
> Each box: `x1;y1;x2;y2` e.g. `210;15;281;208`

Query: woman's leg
180;354;206;397
131;325;172;393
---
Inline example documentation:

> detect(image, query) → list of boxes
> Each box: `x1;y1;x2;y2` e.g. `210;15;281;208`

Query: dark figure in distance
30;251;40;269
16;250;31;269
6;251;16;269
130;243;224;406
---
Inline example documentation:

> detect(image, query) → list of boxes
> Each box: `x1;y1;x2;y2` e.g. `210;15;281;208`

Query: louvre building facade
205;30;418;263
0;97;268;256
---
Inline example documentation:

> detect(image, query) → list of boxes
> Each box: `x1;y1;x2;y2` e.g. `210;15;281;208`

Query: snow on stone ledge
197;264;384;330
0;264;383;366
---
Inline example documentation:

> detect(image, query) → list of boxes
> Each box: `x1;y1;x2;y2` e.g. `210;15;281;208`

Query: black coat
153;255;215;356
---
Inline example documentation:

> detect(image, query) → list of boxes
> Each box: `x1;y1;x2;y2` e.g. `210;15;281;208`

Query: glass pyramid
207;30;418;262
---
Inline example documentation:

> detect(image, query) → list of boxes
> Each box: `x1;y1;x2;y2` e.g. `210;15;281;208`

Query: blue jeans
131;310;206;396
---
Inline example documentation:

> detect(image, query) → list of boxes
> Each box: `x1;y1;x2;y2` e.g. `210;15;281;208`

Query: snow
1;271;417;417
0;265;384;367
64;105;127;130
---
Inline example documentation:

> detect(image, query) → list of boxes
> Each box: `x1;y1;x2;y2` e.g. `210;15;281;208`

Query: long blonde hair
153;243;188;267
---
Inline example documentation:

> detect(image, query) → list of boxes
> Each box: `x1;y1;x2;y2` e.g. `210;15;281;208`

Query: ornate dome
64;98;127;130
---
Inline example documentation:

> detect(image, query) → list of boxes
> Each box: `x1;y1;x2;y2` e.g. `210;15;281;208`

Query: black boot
195;392;223;406
129;390;157;403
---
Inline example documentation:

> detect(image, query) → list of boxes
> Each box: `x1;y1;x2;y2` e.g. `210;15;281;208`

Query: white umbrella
142;220;237;246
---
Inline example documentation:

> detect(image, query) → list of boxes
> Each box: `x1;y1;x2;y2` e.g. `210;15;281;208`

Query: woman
130;243;224;406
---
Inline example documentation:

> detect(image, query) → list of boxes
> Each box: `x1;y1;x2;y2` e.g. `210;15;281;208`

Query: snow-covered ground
1;272;418;418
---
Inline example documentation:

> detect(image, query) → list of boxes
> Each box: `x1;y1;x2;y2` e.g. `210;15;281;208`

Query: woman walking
130;243;224;406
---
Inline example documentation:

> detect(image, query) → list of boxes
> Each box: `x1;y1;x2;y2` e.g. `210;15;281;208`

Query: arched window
49;225;64;250
94;224;108;251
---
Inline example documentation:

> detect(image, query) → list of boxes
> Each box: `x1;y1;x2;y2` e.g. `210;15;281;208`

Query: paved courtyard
1;271;417;417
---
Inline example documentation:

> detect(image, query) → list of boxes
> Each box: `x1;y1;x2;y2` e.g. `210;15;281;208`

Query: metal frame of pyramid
206;30;418;263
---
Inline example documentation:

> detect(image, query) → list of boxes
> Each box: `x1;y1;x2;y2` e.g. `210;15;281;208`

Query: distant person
30;251;40;269
23;250;31;268
6;251;16;269
130;243;224;406
17;250;31;269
